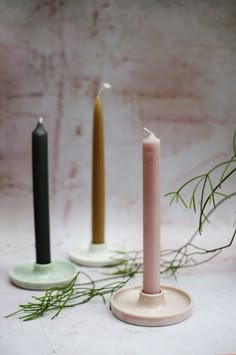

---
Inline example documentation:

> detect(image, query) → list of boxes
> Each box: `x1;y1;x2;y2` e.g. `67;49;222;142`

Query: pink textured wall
0;0;235;255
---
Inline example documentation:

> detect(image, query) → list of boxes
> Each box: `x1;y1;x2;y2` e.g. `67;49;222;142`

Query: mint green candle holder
10;260;78;290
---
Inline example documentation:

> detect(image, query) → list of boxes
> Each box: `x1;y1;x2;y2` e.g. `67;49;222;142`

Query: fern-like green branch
165;130;236;234
6;130;236;321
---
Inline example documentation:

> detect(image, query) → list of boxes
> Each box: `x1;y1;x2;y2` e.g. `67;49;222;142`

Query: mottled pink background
1;2;236;354
0;0;235;258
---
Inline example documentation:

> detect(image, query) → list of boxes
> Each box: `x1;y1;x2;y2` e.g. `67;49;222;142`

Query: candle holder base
111;285;192;327
9;260;78;290
69;242;118;267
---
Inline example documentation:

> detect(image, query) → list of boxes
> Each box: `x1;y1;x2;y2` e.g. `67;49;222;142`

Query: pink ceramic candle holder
110;129;192;326
110;283;192;327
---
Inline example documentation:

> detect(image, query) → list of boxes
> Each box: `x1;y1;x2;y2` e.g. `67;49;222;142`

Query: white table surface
1;215;236;355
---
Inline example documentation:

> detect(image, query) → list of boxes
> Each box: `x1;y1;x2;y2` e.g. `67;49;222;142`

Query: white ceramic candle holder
111;284;192;327
9;260;78;291
69;242;118;267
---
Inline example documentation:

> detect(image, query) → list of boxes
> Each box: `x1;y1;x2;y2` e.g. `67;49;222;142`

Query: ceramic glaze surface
111;285;192;326
10;260;78;290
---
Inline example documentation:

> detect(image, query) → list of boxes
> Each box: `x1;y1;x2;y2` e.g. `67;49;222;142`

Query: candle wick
144;127;154;135
39;117;44;124
97;82;112;97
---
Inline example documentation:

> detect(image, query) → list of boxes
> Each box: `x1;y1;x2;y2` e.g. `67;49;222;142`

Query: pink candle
143;128;161;294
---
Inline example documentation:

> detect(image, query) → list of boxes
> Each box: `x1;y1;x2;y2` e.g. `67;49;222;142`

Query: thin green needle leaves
165;130;236;234
5;272;133;321
7;192;236;321
6;130;236;321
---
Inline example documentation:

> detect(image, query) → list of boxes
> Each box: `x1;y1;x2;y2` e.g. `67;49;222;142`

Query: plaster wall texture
0;2;235;354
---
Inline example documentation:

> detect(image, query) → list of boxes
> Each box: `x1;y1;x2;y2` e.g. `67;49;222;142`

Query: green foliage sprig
6;272;134;321
7;190;235;321
163;129;236;276
160;193;236;277
6;130;236;321
165;133;236;234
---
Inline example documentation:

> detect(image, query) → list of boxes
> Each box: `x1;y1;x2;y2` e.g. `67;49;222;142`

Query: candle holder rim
110;284;192;326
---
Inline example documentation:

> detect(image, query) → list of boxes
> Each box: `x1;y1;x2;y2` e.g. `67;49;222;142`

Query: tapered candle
143;128;160;294
92;83;111;244
32;117;51;264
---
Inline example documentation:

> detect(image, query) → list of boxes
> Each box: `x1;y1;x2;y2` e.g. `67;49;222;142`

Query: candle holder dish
9;260;78;290
111;129;192;326
111;284;192;327
69;242;118;267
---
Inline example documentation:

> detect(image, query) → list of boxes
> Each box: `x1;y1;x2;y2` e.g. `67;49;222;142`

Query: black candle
32;117;51;264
